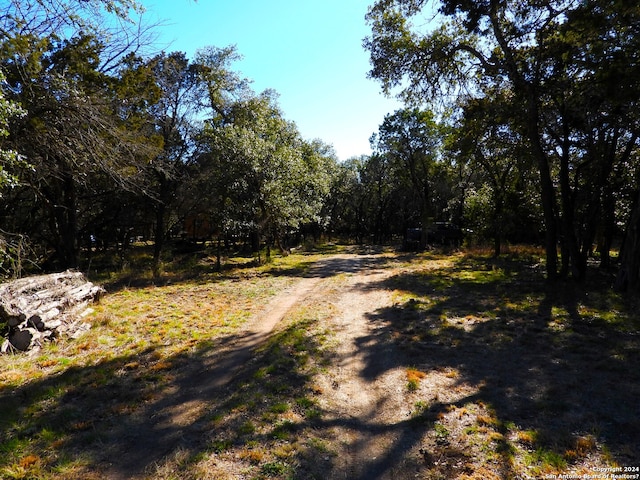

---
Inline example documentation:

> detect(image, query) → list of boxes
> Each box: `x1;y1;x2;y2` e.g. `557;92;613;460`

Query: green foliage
261;460;289;476
1;0;638;293
371;108;448;230
365;0;640;285
433;422;450;443
198;89;337;256
0;70;26;191
1;1;144;39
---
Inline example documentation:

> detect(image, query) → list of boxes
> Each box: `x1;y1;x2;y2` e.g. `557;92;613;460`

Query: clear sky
139;0;403;160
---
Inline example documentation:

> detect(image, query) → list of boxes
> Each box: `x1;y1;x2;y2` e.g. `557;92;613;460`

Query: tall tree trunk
606;134;638;270
615;187;640;292
529;116;559;280
62;171;78;269
152;174;169;277
493;209;502;257
489;9;558;279
558;133;583;280
216;236;222;271
599;184;616;268
419;184;431;249
47;163;79;269
250;229;260;253
153;200;165;276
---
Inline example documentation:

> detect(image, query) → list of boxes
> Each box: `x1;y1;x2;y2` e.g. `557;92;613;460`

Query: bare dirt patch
311;253;422;479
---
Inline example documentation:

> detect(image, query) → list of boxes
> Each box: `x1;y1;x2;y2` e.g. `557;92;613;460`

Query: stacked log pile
0;271;105;354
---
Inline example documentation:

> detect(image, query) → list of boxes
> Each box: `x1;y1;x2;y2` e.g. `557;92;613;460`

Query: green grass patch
0;248;337;479
261;460;290;476
523;448;568;473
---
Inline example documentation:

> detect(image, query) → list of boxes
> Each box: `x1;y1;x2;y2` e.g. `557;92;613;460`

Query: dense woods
1;0;639;292
365;0;640;289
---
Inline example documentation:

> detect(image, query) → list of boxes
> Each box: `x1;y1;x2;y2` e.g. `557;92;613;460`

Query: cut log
1;270;105;353
6;312;26;328
37;307;61;323
1;271;84;296
67;283;96;299
27;315;45;331
42;319;62;330
8;329;32;351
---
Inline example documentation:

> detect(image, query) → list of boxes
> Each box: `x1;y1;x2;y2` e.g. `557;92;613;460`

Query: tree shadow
98;244;396;294
350;252;640;477
3;250;637;479
0;248;416;479
0;315;333;478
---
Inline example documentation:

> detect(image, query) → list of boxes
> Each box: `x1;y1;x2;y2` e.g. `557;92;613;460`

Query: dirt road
104;250;427;479
310;252;425;479
8;247;633;479
248;250;428;478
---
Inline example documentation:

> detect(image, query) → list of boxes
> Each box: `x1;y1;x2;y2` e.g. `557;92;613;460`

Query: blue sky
140;0;403;160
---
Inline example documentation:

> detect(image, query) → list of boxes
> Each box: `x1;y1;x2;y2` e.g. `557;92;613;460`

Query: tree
365;0;561;276
0;0;160;269
360;153;394;243
0;69;30;277
323;156;368;242
296;138;338;243
551;1;640;285
199;90;333;261
454;91;536;255
365;0;640;283
1;32;153;268
1;0;148;68
371;108;445;245
0;69;26;191
143;51;206;274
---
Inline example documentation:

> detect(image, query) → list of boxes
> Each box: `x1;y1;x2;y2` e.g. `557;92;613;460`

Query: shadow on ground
352;253;640;477
1;250;638;479
99;244;395;294
0;318;332;479
0;246;399;479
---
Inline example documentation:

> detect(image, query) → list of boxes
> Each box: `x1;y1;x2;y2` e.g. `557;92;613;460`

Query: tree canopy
0;0;639;293
365;0;640;288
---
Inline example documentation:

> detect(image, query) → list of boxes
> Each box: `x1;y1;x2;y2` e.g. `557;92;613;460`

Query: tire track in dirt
103;256;342;479
104;250;419;479
315;253;424;479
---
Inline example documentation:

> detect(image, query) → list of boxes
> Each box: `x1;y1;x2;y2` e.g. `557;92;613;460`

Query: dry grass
0;248;329;479
381;248;640;479
1;244;639;479
406;367;428;391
